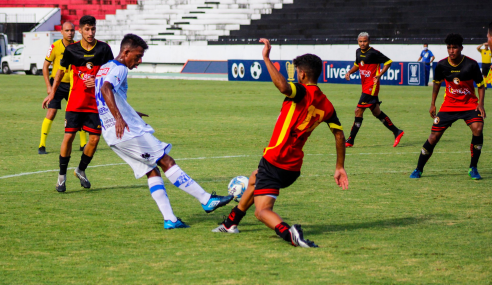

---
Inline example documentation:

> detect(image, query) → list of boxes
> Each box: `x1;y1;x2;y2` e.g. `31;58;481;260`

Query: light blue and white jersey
95;60;154;146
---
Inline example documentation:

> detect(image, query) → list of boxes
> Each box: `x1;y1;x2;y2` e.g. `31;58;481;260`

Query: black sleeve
105;44;114;63
376;50;391;65
433;62;445;83
324;109;343;130
60;46;73;69
285;83;307;103
355;50;360;65
472;61;485;86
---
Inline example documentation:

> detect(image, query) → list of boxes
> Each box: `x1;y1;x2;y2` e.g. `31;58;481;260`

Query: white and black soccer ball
250;61;262;80
227;176;249;202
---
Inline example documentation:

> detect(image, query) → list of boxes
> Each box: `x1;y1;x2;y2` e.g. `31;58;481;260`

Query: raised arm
101;81;129;139
476;43;484;53
259;38;292;96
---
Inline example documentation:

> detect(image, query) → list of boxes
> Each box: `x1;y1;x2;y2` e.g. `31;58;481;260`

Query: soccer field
1;75;491;284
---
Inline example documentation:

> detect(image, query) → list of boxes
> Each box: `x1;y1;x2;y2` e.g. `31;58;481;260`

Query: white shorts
110;133;172;179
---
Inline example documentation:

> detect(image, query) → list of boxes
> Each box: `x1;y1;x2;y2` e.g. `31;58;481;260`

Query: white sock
165;165;211;205
148;176;177;222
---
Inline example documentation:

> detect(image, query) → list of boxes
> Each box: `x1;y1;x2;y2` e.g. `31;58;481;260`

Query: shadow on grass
303;215;437;235
61;184;146;194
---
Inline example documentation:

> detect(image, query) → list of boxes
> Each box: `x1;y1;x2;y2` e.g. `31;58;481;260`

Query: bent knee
88;136;100;145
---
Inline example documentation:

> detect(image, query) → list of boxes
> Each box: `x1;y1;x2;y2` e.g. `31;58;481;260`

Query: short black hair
293;53;322;80
423;43;428;46
445;33;463;47
79;15;96;27
120;34;148;50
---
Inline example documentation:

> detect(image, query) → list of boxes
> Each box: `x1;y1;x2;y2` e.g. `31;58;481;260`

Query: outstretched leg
371;104;404;147
159;154;233;212
411;131;443;178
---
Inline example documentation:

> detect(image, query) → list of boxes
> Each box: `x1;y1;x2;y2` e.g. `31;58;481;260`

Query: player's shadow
302;215;437;235
60;184;146;194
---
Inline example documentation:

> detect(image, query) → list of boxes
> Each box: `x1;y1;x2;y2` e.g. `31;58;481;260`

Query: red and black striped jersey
60;40;114;113
354;47;392;96
433;56;485;112
263;83;343;172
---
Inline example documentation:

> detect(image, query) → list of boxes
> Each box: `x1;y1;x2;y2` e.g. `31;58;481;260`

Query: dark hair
79;15;96;27
120;33;148;50
423;43;428;46
293;53;322;80
444;33;463;47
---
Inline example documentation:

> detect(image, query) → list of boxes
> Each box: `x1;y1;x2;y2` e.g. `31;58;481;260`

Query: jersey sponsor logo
448;86;471;96
360;70;371;77
451;70;460;73
86;62;94;69
84;54;95;57
453;77;460;85
78;71;94;81
46;44;54;58
96;67;110;77
434;117;440;124
98;106;110;115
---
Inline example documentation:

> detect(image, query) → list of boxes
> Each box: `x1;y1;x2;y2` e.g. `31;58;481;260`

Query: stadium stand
0;0;137;30
210;0;492;44
95;0;293;44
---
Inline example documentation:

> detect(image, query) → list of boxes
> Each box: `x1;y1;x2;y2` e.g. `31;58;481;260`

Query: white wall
109;43;485;66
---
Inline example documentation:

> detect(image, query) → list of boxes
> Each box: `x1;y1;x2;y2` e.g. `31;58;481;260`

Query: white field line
0;151;489;180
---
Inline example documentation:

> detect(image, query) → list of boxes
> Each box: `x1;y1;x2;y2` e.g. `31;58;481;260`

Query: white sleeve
104;65;128;92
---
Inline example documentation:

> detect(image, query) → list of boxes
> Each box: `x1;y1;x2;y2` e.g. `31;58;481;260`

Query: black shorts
65;111;101;135
432;110;484;132
357;93;381;109
481;63;491;77
47;78;70;109
254;157;300;197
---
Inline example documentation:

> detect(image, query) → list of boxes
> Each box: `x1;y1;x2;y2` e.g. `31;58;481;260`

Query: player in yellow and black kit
39;22;87;154
410;34;486;179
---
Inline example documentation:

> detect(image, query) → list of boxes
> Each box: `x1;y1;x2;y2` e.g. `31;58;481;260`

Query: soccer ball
250;61;262;79
228;176;249;202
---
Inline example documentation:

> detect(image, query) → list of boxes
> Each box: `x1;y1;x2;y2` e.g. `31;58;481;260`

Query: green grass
0;75;491;284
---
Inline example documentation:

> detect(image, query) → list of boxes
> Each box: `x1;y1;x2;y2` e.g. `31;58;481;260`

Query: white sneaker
212;224;239;234
289;225;318;248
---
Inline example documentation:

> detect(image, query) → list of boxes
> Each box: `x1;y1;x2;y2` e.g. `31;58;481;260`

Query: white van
1;32;63;75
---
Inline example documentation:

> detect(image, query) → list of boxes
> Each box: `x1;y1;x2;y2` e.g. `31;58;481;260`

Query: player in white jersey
95;34;233;229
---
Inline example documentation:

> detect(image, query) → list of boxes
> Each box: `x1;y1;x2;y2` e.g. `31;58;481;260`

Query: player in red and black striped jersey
345;32;404;148
410;34;486;180
42;15;114;192
212;39;349;248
